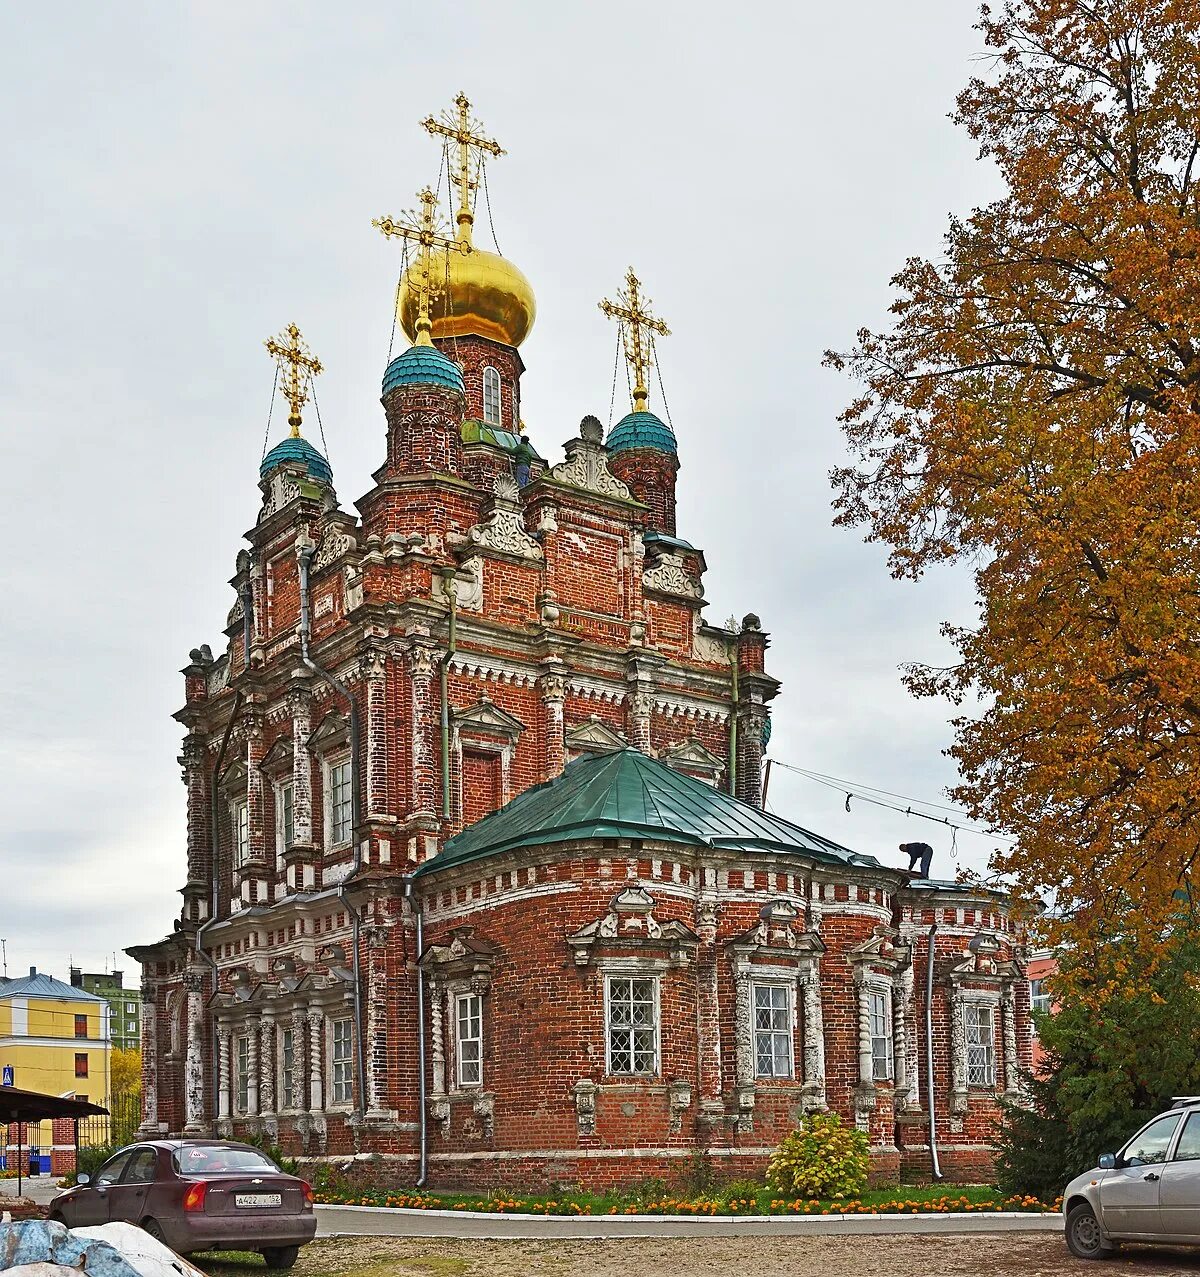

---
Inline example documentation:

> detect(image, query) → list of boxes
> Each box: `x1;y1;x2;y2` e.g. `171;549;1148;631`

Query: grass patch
314;1182;1060;1217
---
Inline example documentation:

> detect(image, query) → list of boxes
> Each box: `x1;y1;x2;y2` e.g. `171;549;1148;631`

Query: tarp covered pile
0;1217;206;1277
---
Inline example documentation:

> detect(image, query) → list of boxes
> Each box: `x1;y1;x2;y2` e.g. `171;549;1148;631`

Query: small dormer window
482;367;502;426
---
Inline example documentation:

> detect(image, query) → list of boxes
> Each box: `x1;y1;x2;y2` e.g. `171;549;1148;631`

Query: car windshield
173;1146;279;1175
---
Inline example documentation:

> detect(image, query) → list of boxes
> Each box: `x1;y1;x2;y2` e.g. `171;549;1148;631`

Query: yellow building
1;968;111;1170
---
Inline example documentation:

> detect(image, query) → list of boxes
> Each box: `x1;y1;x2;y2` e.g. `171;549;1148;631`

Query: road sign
2;1065;13;1087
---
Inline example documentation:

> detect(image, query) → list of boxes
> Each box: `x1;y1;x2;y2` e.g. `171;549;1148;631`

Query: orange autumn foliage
827;0;1200;989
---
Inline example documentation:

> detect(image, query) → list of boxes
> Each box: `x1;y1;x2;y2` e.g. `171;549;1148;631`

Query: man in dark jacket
900;841;933;878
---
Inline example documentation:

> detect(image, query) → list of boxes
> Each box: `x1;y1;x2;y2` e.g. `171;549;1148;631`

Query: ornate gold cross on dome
599;269;671;414
263;323;323;435
373;187;468;346
420;92;505;244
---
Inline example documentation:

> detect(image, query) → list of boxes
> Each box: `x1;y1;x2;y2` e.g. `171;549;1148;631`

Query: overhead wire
260;364;280;461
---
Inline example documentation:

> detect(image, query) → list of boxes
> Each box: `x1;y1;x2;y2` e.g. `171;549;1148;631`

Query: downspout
405;875;429;1187
297;542;367;1118
925;923;943;1181
440;572;457;821
196;577;253;1126
728;641;738;797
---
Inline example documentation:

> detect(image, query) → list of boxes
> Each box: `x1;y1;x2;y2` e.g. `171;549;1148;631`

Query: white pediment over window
307;709;350;755
565;716;628;756
662;738;726;785
452;697;526;745
258;736;294;779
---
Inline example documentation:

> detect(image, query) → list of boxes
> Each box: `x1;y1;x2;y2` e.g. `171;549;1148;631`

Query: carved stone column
246;712;267;869
853;971;875;1130
365;928;390;1117
137;983;159;1135
731;959;755;1129
291;1011;308;1112
259;1017;275;1116
430;979;447;1097
948;988;968;1116
291;688;313;846
407;642;439;824
628;690;654;754
216;1026;232;1121
540;664;566;778
183;971;207;1135
362;649;389;818
694;898;723;1122
1001;985;1020;1095
896;960;918;1111
800;967;826;1108
246;1024;260;1116
180;734;210;920
307;1011;324;1113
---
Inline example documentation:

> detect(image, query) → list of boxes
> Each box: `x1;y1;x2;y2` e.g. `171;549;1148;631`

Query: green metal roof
416;748;881;876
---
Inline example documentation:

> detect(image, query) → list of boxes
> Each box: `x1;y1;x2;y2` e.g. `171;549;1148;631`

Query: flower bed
313;1187;1062;1217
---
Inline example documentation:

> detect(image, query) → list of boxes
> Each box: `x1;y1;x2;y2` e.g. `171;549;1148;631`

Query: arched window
482;367;502;426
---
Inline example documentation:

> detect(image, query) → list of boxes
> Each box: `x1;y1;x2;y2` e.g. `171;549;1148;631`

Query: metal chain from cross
420;92;505;244
599;268;671;415
373;187;468;347
263;323;323;436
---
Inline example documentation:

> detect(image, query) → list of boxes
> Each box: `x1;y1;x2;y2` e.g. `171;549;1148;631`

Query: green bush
766;1111;870;1199
720;1177;763;1202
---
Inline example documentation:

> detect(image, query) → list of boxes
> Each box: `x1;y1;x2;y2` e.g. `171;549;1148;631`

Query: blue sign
2;1065;13;1087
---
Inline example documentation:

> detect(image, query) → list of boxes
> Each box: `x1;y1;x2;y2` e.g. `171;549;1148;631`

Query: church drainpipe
298;542;367;1119
924;923;943;1180
405;875;429;1187
196;578;253;1127
440;572;457;821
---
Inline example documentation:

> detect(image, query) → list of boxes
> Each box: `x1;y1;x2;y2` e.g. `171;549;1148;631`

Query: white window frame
965;1002;997;1087
454;991;484;1089
234;1034;250;1113
604;973;660;1077
869;986;894;1082
233;800;249;867
325;755;353;848
752;982;793;1079
1030;979;1051;1017
482;366;502;426
279;1025;295;1109
277;780;295;853
330;1017;353;1105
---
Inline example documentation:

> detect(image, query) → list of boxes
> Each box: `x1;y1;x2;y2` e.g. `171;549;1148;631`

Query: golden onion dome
398;242;536;349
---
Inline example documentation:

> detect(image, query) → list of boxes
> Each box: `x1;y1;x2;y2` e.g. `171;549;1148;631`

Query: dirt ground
200;1232;1200;1277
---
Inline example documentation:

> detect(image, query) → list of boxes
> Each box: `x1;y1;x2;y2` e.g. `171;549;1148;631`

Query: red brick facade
130;315;1032;1191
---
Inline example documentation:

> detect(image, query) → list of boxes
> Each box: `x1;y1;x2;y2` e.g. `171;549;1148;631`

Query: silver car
1063;1100;1200;1258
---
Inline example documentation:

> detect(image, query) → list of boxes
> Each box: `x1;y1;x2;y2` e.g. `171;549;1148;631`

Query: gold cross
599;269;671;414
263;323;323;436
373;187;468;346
420;92;505;245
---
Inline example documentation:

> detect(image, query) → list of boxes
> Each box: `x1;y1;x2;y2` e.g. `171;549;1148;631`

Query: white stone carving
643;552;702;600
548;434;633;500
433;559;483;612
449;653;537;687
313;523;356;572
463;476;542;561
693;622;732;665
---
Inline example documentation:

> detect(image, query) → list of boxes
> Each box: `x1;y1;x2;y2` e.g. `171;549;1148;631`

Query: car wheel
1065;1203;1115;1260
261;1245;301;1270
141;1218;167;1244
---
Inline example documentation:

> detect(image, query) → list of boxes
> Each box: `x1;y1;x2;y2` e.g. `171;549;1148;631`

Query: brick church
130;95;1032;1187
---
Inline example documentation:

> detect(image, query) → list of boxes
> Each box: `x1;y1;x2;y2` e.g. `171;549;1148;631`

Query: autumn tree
828;0;1200;983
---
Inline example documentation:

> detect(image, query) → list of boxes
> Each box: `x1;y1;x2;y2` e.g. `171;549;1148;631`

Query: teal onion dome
606;410;677;455
382;345;465;396
260;435;332;485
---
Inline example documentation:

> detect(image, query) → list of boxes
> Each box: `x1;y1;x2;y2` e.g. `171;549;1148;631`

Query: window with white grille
233;801;249;867
482;367;502;426
280;1027;295;1106
606;975;658;1076
869;988;894;1081
234;1035;249;1113
965;1003;996;1086
331;1018;353;1104
1030;979;1051;1016
328;759;352;846
753;984;793;1078
456;992;483;1088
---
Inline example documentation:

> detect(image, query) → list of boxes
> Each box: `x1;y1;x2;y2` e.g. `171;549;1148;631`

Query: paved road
0;1175;60;1206
315;1201;1063;1238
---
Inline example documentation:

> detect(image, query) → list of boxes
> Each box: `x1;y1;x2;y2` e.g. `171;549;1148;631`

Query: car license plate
235;1193;281;1208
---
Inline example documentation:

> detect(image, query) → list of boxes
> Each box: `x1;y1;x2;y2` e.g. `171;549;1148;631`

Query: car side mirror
1098;1153;1117;1170
77;1173;91;1185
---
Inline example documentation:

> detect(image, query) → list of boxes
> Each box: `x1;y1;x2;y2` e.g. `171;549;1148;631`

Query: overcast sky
0;1;1007;986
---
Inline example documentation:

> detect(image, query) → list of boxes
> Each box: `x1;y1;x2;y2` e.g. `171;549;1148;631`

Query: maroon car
49;1139;316;1268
